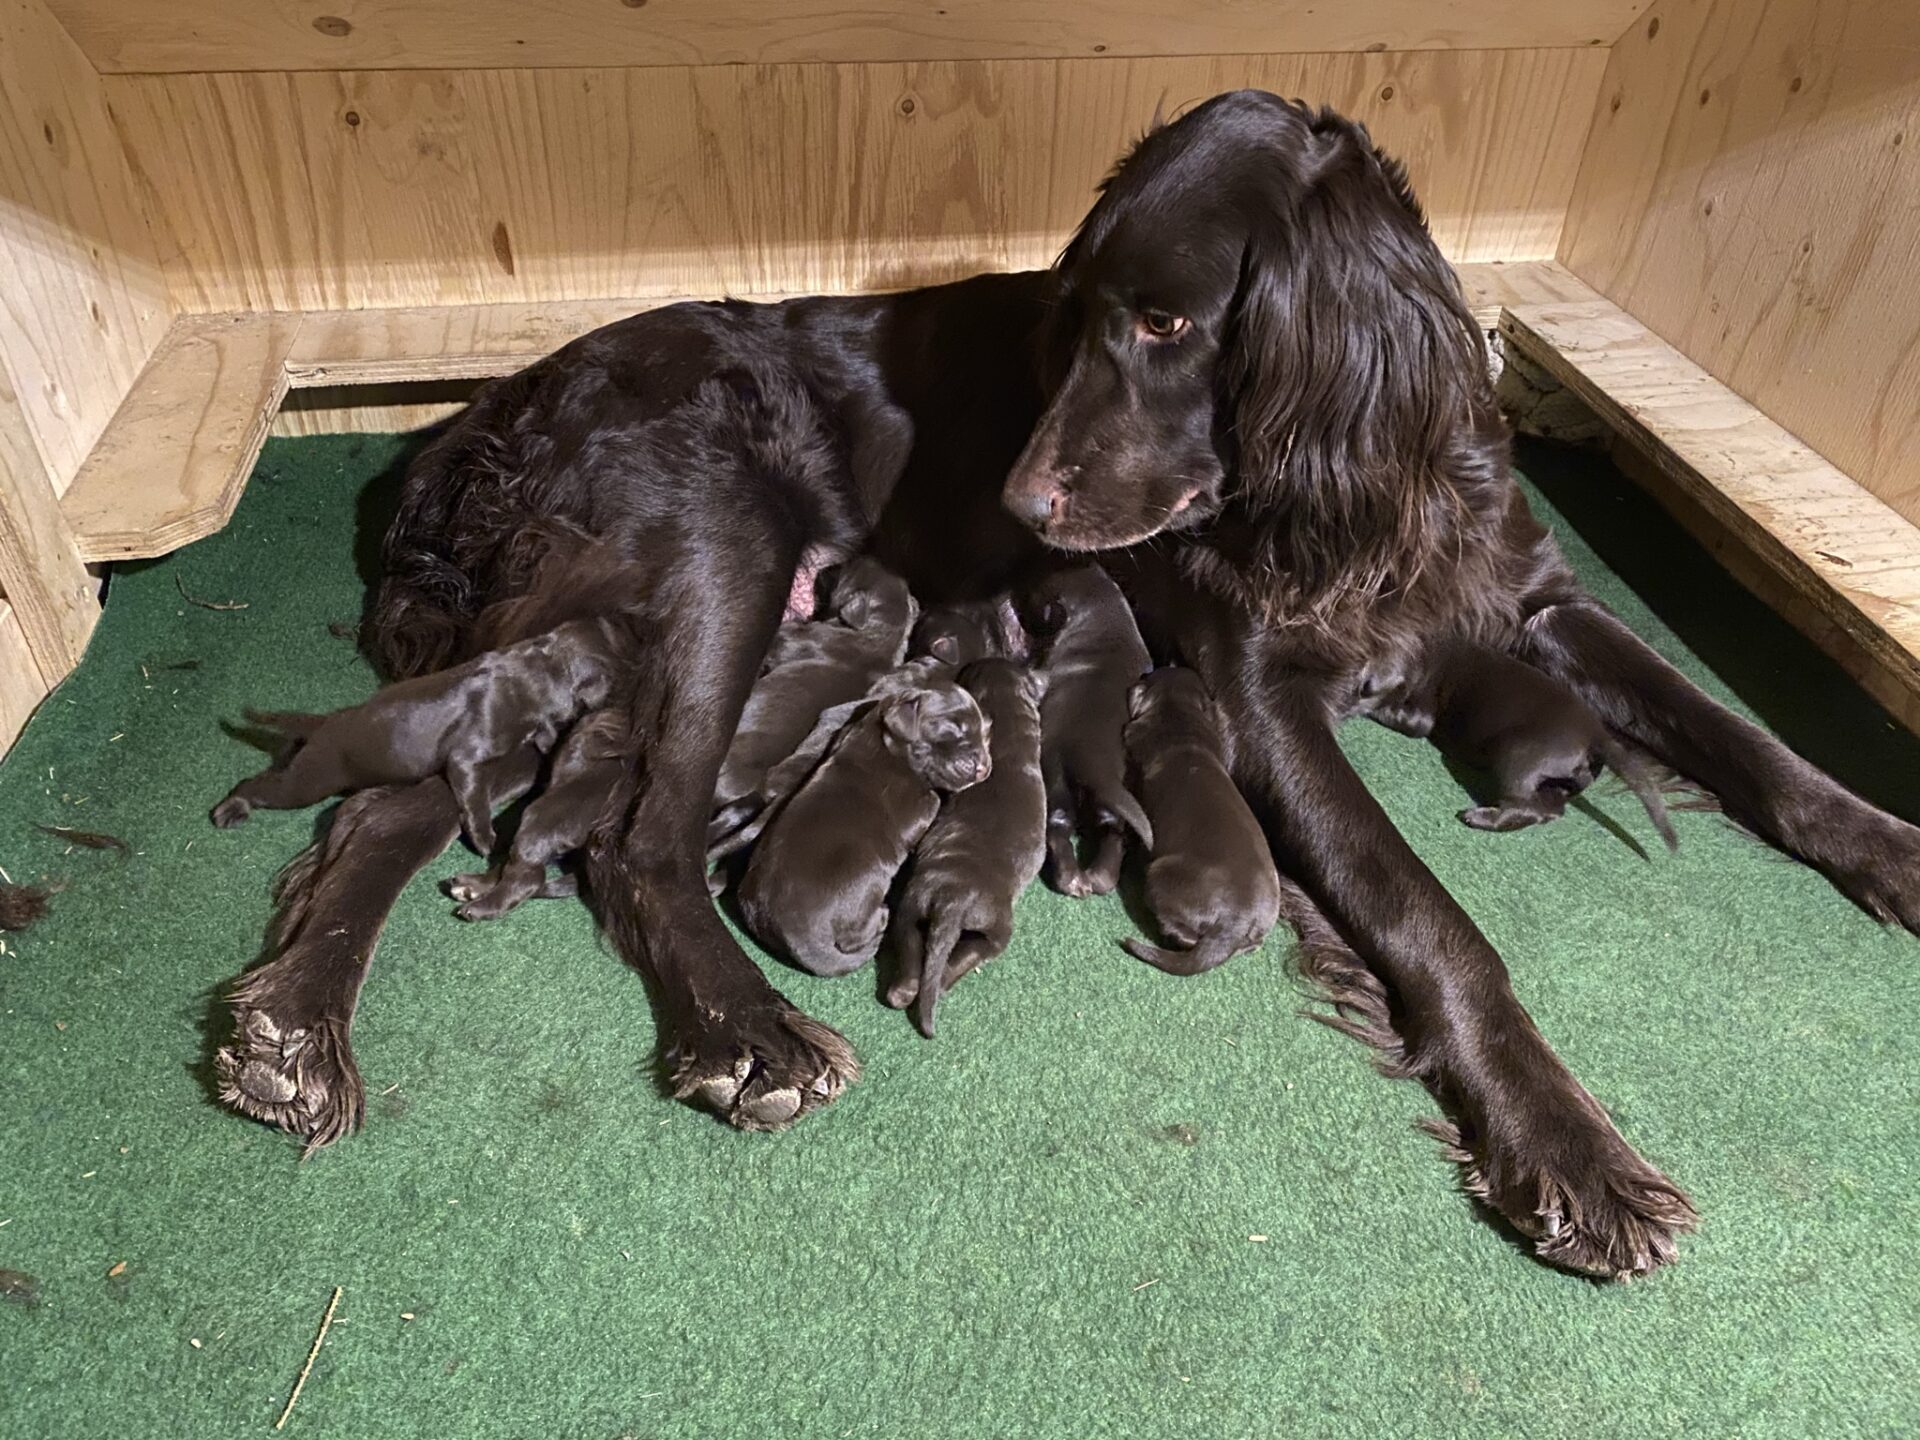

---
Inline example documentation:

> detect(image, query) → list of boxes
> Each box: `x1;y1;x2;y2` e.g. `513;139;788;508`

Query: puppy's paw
213;1006;364;1152
1459;805;1548;833
210;796;252;828
1426;1102;1696;1281
444;871;489;904
668;1004;859;1131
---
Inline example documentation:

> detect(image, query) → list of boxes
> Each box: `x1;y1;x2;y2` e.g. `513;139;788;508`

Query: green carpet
2;433;1916;1439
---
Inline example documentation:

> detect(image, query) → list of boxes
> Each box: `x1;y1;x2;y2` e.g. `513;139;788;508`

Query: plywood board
1501;299;1920;719
0;366;98;675
107;48;1608;314
0;601;49;750
0;0;170;494
62;314;297;563
49;0;1650;74
1560;0;1920;523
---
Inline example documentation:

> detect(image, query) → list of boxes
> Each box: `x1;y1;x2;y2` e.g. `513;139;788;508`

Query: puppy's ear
836;586;874;630
1127;678;1151;719
931;633;959;664
881;690;930;745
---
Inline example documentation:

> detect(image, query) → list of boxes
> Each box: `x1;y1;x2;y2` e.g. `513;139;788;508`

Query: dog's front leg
1216;664;1697;1279
1521;598;1920;930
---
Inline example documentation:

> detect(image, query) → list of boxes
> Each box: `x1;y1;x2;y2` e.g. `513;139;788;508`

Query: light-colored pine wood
1560;0;1920;524
1500;298;1920;719
0;601;49;750
61;314;297;564
106;49;1608;315
0;0;170;496
47;0;1649;74
0;369;98;676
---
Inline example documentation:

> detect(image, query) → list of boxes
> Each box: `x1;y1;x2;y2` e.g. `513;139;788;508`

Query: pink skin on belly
783;544;845;623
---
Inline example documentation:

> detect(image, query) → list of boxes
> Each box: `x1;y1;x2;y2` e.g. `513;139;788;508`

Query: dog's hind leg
1523;598;1920;928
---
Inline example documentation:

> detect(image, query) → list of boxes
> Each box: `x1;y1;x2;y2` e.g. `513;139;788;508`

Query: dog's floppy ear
835;581;874;630
1226;114;1496;621
881;689;931;745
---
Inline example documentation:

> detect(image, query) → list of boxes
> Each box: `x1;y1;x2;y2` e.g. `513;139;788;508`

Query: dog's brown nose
1005;481;1059;528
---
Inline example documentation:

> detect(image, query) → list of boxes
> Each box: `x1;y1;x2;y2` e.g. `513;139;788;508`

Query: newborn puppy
1370;636;1677;846
446;707;631;920
908;605;996;670
212;616;623;854
737;682;991;977
710;556;914;838
1023;563;1153;897
1122;667;1280;974
886;658;1047;1036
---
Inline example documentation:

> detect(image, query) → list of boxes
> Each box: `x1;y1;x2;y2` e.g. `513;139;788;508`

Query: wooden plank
1560;0;1920;524
61;314;297;563
106;48;1608;314
1500;299;1920;716
0;0;171;495
0;600;50;751
47;0;1649;74
0;366;97;675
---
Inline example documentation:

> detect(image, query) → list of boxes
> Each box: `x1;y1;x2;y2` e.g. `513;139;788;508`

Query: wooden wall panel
0;602;49;750
106;48;1608;314
48;0;1649;75
1561;0;1920;523
0;0;171;494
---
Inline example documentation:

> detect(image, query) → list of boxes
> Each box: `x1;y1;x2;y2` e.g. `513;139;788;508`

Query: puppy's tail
1121;933;1238;976
914;907;970;1039
1599;736;1678;852
243;708;327;741
1096;782;1154;851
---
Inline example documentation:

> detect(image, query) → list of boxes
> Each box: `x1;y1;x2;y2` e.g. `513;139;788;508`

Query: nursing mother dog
213;91;1920;1282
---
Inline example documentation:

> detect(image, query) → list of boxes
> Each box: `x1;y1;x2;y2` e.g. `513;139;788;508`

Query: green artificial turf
1;432;1916;1439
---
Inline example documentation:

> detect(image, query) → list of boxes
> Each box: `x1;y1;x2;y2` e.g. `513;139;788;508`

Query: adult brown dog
214;92;1920;1282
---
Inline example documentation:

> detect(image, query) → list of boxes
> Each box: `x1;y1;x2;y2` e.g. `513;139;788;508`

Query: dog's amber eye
1138;309;1188;340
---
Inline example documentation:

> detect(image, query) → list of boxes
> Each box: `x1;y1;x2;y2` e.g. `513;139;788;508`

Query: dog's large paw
213;1007;364;1153
1822;812;1920;934
668;1005;859;1131
1426;1102;1697;1281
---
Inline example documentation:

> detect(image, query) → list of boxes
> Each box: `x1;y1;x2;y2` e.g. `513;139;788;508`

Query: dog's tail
913;907;970;1038
243;708;327;741
1121;933;1238;976
1599;736;1678;852
1096;782;1154;851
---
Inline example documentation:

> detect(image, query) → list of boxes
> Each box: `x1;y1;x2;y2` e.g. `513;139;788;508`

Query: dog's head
1003;90;1494;604
881;683;993;793
909;607;994;668
1127;665;1221;734
830;556;913;632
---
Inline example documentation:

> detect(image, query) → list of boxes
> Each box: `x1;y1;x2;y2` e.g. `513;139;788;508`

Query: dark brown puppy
709;556;914;839
446;707;632;919
212;616;623;854
1023;563;1153;896
1121;667;1281;974
1368;637;1677;846
908;605;997;669
737;683;991;977
886;657;1048;1035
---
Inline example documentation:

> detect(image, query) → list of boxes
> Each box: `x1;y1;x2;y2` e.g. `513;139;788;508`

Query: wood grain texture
1501;299;1920;717
0;602;50;751
0;0;170;495
1560;0;1920;523
106;49;1608;314
61;314;296;563
48;0;1648;74
0;366;98;675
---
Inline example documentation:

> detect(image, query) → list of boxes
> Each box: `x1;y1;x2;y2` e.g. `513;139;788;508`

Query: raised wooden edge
50;261;1643;564
61;313;295;563
1500;297;1920;720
